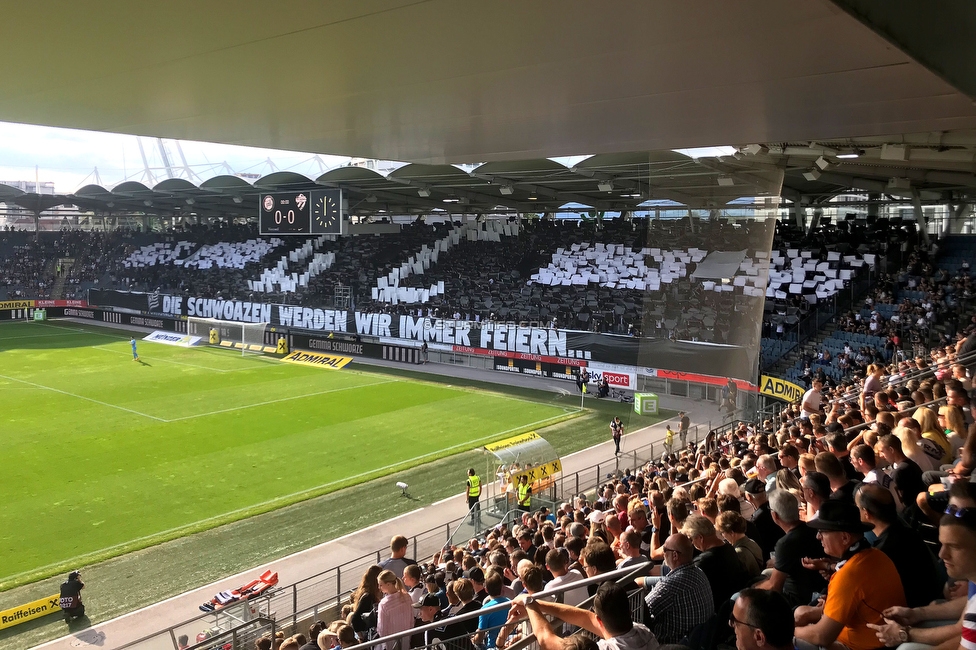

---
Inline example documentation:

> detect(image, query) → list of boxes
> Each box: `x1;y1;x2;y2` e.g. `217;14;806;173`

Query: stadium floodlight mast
186;317;269;357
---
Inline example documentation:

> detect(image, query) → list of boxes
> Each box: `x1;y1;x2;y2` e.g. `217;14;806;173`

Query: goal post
187;317;270;356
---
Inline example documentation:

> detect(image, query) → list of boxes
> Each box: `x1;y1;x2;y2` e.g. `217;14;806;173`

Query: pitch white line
90;345;261;373
164;379;400;422
0;373;167;422
4;409;575;587
0;331;86;341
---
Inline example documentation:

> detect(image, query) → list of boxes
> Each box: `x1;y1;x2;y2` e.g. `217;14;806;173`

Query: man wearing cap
413;594;446;648
59;571;86;621
793;501;906;650
743;478;783;561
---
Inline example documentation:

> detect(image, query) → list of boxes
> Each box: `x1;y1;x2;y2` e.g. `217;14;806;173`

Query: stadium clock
259;192;311;235
310;189;342;234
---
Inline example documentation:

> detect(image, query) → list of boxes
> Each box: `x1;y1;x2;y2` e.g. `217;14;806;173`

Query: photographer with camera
59;570;86;622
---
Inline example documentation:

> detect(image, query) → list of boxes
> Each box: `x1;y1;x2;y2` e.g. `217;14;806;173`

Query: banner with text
88;289;756;380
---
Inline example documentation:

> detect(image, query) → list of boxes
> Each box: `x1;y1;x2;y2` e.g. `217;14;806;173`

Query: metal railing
118;616;277;650
340;564;650;650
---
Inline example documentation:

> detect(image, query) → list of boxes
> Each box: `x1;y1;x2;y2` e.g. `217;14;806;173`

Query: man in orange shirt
793;501;906;650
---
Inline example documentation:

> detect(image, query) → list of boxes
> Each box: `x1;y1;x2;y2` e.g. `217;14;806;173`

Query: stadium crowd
256;318;976;650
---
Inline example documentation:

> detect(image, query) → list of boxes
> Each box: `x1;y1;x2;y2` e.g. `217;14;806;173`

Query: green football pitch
0;320;577;588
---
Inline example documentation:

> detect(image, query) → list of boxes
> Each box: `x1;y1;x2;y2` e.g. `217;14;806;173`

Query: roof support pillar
867;193;880;220
912;189;930;246
792;201;806;230
807;207;823;236
687;207;696;234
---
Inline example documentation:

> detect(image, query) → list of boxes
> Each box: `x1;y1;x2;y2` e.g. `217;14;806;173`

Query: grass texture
0;320;575;589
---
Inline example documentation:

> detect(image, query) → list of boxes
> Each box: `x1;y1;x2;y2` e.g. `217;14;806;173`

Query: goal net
187;317;270;356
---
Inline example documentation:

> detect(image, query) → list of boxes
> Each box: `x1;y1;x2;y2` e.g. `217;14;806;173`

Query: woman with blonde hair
914;407;953;464
774;468;803;497
939;404;967;454
376;570;413;647
861;364;884;410
348;565;382;640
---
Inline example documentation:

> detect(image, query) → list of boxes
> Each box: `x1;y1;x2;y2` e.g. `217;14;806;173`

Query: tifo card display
281;350;353;369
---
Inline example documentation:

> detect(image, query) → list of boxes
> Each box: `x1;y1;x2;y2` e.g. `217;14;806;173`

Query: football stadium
3;3;976;650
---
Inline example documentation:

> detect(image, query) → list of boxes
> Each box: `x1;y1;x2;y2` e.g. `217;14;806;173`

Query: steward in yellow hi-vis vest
276;337;288;355
466;468;482;529
209;327;219;345
517;475;532;512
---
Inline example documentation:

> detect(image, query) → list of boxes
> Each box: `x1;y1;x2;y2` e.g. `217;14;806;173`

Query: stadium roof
3;135;976;218
0;1;974;165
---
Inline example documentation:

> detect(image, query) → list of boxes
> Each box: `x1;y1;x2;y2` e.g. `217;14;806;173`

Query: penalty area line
164;379;400;422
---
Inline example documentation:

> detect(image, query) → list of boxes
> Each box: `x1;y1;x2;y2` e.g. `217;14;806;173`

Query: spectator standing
376;570;414;650
801;380;824;419
348;566;382;641
379;536;416;579
610;417;623;455
678;411;690;447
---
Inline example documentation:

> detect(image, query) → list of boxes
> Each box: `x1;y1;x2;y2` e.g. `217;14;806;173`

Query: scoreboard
259;189;342;235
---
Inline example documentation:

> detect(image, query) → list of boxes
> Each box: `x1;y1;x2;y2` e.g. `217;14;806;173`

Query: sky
0;120;736;194
0;121;354;193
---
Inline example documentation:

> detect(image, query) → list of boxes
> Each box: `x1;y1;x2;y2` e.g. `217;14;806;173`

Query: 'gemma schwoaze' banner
87;289;756;380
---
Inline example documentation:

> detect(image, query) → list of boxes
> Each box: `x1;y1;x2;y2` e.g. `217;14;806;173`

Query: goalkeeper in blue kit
130;337;139;361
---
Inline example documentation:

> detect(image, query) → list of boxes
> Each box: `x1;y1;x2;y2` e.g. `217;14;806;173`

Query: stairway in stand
49;258;74;299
